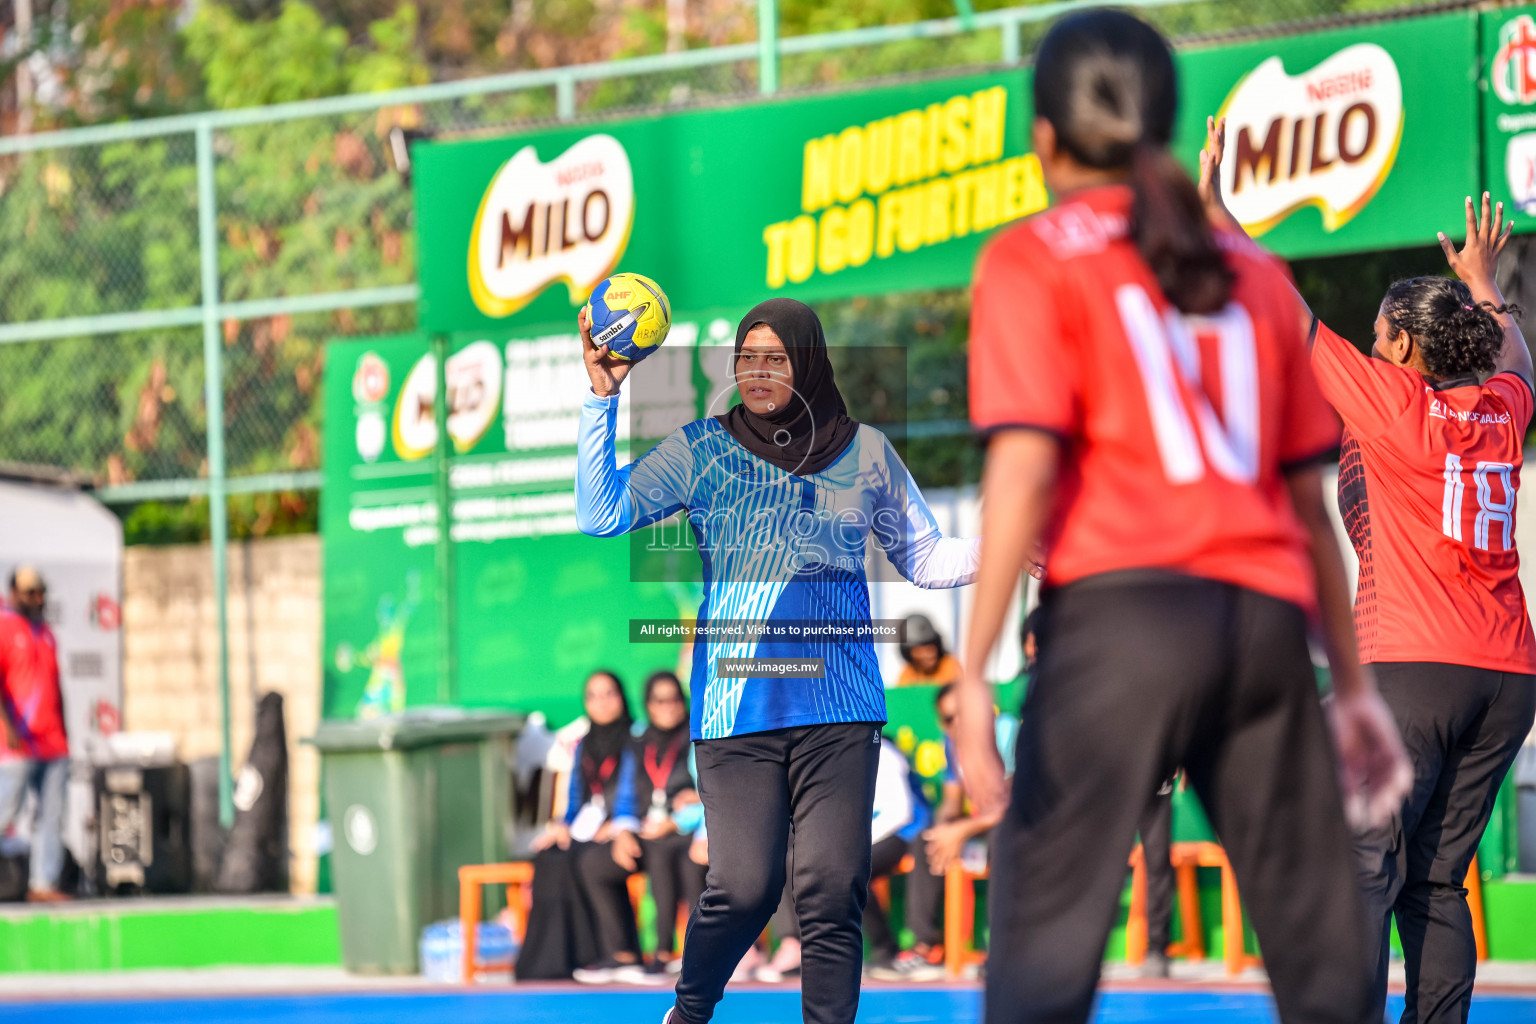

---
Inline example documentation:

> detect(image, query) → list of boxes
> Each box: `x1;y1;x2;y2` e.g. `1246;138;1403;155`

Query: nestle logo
556;161;606;187
1305;68;1373;103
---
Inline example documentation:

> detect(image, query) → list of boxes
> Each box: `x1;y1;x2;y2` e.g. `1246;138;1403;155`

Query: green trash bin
307;709;524;974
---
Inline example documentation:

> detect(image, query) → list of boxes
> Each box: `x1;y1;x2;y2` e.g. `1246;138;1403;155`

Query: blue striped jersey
577;389;978;740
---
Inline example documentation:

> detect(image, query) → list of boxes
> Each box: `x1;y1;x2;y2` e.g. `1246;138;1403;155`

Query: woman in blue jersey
575;297;978;1024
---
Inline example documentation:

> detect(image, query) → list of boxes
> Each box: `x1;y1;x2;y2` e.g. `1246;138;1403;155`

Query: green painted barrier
0;900;341;974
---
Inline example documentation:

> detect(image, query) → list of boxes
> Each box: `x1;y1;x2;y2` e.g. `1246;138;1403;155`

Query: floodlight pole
758;0;778;95
196;120;235;829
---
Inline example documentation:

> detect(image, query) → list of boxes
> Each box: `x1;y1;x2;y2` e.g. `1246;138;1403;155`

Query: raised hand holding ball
586;272;672;363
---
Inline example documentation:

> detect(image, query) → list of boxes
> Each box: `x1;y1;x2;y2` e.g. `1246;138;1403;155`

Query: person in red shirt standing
0;566;71;901
955;12;1411;1024
1202;112;1536;1022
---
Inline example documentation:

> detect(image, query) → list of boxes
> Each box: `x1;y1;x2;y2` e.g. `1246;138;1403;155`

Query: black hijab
579;670;632;793
638;671;690;751
715;298;859;476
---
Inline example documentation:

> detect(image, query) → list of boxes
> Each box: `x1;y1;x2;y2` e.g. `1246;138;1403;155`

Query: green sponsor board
413;12;1480;336
414;70;1037;334
1482;4;1536;231
322;333;446;719
1181;9;1479;259
323;317;749;716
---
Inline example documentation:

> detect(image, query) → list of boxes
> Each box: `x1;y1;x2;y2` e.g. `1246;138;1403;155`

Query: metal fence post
1001;13;1021;64
432;333;457;704
758;0;778;95
196;120;235;828
556;75;576;120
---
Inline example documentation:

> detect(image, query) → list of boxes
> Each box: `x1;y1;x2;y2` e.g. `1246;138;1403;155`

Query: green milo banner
1184;9;1478;259
414;70;1039;332
413;10;1481;337
328;9;1496;723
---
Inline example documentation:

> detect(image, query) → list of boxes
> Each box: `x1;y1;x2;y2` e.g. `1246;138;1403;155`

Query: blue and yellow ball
586;272;672;362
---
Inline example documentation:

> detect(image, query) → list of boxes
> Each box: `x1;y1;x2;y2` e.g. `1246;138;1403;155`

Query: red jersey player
956;13;1409;1024
1203;112;1536;1024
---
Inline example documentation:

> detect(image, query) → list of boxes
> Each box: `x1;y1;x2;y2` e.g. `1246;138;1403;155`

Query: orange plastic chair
1166;844;1207;961
1126;844;1204;965
1126;845;1148;965
943;861;989;979
1132;843;1250;974
628;868;692;954
458;862;534;983
459;861;691;983
1466;855;1487;961
869;854;916;915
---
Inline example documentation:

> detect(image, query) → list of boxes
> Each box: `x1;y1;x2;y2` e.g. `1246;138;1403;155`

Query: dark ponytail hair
1379;277;1519;381
1034;10;1232;315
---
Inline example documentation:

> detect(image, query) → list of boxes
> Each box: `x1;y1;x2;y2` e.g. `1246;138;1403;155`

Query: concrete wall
122;535;321;895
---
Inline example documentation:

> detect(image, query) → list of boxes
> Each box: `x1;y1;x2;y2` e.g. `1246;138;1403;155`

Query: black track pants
985;573;1375;1024
1354;662;1536;1024
672;722;880;1024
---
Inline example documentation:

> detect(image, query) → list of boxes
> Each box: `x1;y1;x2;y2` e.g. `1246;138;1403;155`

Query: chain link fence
0;0;1472;500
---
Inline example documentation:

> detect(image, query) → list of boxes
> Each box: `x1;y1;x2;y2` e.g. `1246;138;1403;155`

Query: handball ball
586;272;672;362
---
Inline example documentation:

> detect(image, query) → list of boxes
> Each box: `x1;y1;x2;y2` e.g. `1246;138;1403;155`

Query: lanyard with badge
570;752;618;842
643;739;682;825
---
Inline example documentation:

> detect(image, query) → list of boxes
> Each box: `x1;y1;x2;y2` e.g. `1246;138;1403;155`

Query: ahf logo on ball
467;134;635;318
1217;43;1403;237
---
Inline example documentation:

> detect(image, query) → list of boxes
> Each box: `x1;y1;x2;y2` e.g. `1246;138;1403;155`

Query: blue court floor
0;987;1533;1024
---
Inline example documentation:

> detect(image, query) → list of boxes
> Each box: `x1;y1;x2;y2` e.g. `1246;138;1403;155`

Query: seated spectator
871;682;1017;980
516;669;640;982
895;614;962;687
1019;607;1039;678
577;670;705;983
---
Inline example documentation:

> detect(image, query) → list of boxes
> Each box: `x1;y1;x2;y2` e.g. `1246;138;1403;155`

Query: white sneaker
572;964;618;985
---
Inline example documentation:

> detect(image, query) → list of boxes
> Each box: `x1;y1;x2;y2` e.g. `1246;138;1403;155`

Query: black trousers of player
1139;782;1175;955
672;722;880;1024
1354;662;1536;1024
986;573;1375;1024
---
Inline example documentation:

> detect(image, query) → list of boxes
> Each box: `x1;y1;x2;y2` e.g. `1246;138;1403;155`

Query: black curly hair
1379;276;1520;381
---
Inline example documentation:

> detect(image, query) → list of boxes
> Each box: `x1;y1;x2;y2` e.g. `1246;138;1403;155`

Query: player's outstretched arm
1196;115;1243;237
1439;192;1533;386
574;308;691;537
873;434;1044;589
1198;116;1316;339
